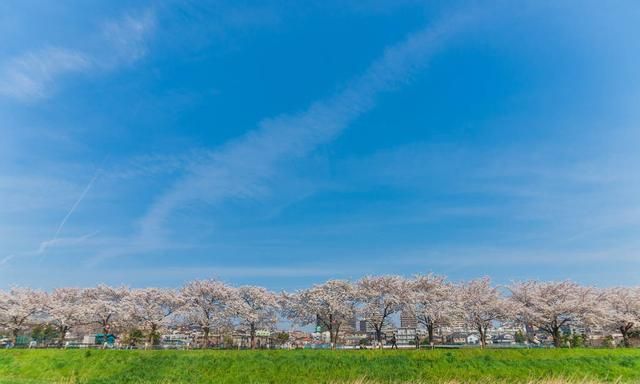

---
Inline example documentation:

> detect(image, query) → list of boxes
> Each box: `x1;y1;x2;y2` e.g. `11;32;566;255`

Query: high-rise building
400;311;417;328
339;317;357;334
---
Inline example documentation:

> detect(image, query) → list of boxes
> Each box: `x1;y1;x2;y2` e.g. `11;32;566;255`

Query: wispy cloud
106;150;208;180
0;175;84;213
135;11;476;247
0;255;14;266
332;138;640;247
0;9;155;101
149;266;338;279
101;9;156;66
34;232;100;257
0;48;89;100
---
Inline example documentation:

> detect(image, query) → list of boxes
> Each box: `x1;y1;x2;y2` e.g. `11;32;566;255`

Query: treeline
1;275;638;349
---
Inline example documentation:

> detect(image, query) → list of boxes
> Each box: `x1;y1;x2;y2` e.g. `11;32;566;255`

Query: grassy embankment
0;348;639;383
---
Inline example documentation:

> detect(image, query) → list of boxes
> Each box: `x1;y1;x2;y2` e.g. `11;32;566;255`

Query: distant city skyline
1;1;640;290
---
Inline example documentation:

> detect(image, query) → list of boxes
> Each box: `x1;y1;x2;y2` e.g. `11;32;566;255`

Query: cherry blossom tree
82;285;130;337
406;274;459;344
46;287;86;346
179;279;239;347
508;280;597;347
2;276;639;352
125;287;182;345
236;286;279;349
0;287;46;344
458;277;506;348
601;287;640;347
357;275;408;348
282;280;358;349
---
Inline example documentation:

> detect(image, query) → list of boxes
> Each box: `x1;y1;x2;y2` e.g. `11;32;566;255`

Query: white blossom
236;286;280;349
406;274;460;344
46;287;86;345
357;275;408;347
82;284;130;335
179;279;239;347
0;287;47;343
125;287;182;344
601;286;640;347
282;280;358;348
458;277;506;348
508;280;598;347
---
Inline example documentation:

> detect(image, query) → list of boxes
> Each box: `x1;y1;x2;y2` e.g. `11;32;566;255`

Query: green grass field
0;348;639;384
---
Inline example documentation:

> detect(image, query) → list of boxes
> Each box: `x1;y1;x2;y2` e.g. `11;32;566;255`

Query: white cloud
34;231;99;256
0;254;14;266
101;9;156;66
136;12;475;245
0;9;155;101
0;47;89;100
0;175;83;213
152;266;336;279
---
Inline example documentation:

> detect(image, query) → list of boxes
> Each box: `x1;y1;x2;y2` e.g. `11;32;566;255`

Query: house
466;334;480;344
446;332;466;344
492;333;516;344
446;332;479;344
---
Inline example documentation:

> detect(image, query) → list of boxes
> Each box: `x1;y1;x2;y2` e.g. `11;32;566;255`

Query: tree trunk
552;327;562;348
203;327;210;348
427;322;434;344
478;325;486;349
12;328;19;345
620;325;631;348
147;323;157;346
328;314;335;350
102;317;110;335
58;325;69;347
332;323;341;349
375;327;383;349
250;323;257;349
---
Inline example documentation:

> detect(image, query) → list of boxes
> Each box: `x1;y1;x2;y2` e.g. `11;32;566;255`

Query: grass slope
0;349;639;383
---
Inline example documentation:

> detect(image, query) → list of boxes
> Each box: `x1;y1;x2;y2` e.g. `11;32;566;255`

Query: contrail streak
32;167;103;263
2;168;102;269
53;170;99;239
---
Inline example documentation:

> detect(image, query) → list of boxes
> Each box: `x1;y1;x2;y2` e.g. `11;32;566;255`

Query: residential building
400;311;417;328
445;332;480;345
396;327;417;345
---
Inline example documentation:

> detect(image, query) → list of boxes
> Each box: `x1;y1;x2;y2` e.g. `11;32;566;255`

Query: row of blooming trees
0;282;282;349
1;275;639;348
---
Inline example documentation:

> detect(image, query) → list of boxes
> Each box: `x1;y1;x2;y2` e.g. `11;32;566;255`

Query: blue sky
1;1;640;290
